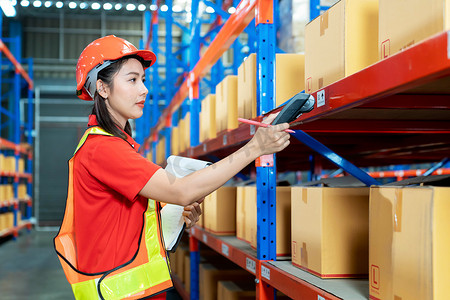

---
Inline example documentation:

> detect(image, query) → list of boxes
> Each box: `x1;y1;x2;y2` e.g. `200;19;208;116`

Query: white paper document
161;155;211;252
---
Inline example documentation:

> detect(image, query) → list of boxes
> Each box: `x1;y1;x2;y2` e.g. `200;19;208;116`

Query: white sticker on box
317;89;325;107
246;258;256;274
202;234;207;243
261;265;270;280
448;31;450;59
221;243;229;256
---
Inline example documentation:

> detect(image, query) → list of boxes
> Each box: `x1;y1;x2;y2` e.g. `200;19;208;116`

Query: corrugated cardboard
217;280;255;300
237;53;305;115
199;263;253;300
291;187;369;278
369;186;450;300
176;245;189;283
184;253;191;293
200;94;217;142
156;137;165;165
244;186;257;245
178;118;186;153
204;187;237;235
305;0;379;93
171;126;179;156
276;54;305;107
247;187;292;256
236;187;246;241
379;0;450;59
215;76;238;133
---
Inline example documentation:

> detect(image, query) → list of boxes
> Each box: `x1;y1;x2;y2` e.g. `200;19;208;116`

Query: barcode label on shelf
250;125;256;135
318;296;326;300
223;135;227;145
246;258;256;274
203;143;207;152
221;243;229;256
261;266;270;280
202;234;207;243
317;89;325;107
191;227;195;235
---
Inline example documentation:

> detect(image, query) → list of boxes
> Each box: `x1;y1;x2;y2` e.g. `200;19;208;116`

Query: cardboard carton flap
384;174;450;187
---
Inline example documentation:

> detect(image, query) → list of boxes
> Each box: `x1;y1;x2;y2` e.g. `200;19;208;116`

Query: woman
55;35;290;300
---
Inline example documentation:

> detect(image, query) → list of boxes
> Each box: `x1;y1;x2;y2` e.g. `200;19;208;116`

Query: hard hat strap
84;60;114;99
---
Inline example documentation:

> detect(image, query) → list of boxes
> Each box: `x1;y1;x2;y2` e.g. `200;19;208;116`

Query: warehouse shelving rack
144;0;450;299
0;15;34;240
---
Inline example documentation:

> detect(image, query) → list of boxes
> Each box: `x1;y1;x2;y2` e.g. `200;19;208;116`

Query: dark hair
91;55;146;140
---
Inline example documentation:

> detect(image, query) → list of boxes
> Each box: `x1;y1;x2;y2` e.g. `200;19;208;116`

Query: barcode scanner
272;93;315;125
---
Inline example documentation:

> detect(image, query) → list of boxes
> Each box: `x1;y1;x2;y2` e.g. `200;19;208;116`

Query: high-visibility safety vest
54;126;173;300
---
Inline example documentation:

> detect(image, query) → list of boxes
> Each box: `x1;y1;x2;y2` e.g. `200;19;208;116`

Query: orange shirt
73;115;161;273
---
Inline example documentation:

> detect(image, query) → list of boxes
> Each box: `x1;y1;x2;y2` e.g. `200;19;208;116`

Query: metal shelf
190;226;368;300
0;220;32;239
262;261;368;300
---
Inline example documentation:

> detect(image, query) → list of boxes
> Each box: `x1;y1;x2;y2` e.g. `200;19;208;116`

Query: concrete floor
0;230;182;300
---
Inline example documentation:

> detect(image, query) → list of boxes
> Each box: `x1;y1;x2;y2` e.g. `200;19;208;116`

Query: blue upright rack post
255;1;277;299
189;0;201;148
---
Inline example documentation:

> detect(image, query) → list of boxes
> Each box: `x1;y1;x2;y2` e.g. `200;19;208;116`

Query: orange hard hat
76;35;156;100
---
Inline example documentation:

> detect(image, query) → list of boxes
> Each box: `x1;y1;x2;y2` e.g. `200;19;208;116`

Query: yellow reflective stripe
100;260;170;300
73;127;113;155
72;278;99;300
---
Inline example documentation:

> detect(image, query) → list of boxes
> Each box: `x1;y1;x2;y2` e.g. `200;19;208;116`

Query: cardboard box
178;118;186;154
176;245;189;282
184;253;191;294
217;280;255;300
200;94;217;142
204;187;237;235
184;112;191;150
291;187;369;278
215;76;238;133
237;53;305;115
369;186;450;300
305;0;379;93
244;186;256;244
199;263;253;300
197;200;205;228
236;187;246;241
247;187;292;256
156;137;165;165
171;126;179;156
379;0;450;59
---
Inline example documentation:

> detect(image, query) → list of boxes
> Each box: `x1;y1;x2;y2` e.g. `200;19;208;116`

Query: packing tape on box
394;189;403;232
320;11;329;36
301;242;308;267
318;78;324;89
302;188;307;204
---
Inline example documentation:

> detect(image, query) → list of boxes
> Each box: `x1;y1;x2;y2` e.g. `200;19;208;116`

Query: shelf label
250;125;256;135
317;89;325;107
191;227;195;235
203;143;207;152
223;135;227;145
202;234;207;244
246;258;256;274
261;265;270;280
221;243;229;256
318;296;326;300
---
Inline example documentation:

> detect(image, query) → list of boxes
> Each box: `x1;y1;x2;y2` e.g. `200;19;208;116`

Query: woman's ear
96;80;109;99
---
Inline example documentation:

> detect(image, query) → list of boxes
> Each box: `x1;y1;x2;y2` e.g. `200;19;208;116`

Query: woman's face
104;58;148;128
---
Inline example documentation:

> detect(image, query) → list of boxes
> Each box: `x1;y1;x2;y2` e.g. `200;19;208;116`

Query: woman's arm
139;114;290;206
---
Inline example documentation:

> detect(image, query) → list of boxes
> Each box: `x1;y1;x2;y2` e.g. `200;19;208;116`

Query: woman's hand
247;113;291;156
182;200;202;229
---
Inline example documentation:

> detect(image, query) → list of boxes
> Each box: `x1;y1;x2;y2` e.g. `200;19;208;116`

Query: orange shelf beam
0;40;34;89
